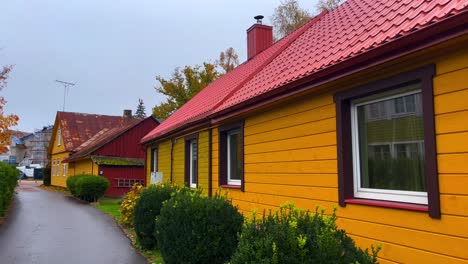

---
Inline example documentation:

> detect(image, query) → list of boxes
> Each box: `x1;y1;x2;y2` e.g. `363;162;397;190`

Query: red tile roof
64;117;149;161
56;112;140;152
142;0;468;143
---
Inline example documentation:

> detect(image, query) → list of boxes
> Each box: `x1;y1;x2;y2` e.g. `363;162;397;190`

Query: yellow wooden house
141;1;468;263
49;111;139;187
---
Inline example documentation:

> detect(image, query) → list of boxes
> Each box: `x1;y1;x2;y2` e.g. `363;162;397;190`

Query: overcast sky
1;0;319;132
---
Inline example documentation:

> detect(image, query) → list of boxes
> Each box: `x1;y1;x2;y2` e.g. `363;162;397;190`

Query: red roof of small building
55;112;139;152
65;117;156;162
142;0;468;143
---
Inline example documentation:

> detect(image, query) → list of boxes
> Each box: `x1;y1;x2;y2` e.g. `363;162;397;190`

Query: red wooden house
64;115;159;197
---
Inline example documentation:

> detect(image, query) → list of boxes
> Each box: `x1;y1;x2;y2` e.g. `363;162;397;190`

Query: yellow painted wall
72;158;98;176
197;131;209;194
211;40;468;263
146;132;209;194
50;124;69;187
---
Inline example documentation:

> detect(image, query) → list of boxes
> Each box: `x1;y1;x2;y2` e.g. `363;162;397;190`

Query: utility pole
55;80;75;112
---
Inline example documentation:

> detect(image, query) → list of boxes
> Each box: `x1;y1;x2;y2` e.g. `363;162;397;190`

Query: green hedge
66;174;109;202
133;184;178;250
155;190;243;264
0;163;18;216
230;203;380;264
66;175;82;196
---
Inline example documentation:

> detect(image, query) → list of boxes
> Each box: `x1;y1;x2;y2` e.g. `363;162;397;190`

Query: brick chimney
247;15;273;60
123;109;132;118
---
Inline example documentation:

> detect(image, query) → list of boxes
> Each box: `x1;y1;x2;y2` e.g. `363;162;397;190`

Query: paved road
0;181;147;264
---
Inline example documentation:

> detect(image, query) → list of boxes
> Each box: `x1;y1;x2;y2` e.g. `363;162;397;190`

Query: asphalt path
0;181;147;264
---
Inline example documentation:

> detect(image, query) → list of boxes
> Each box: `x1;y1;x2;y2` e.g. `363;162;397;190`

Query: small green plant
0;163;18;216
155;190;244;264
120;183;144;226
133;184;178;250
75;175;109;202
230;203;380;264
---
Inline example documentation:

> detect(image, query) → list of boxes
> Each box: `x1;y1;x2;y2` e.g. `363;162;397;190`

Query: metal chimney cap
254;15;264;24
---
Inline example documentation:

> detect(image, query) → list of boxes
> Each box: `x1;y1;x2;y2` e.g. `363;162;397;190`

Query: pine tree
134;98;146;118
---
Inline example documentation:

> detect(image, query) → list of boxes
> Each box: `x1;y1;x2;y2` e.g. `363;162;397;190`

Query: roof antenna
254;15;264;24
55;80;75;112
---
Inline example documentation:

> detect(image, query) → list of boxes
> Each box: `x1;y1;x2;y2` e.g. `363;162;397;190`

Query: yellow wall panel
434;88;468;115
433;67;468;95
435;110;468;134
436;132;468;153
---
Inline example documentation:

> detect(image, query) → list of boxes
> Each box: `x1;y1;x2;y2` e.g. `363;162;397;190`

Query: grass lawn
96;197;122;222
96;197;163;264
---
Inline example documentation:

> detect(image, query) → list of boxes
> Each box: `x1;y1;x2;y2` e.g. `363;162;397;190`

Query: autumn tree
317;0;344;12
270;0;312;39
152;63;220;119
134;98;146;118
152;47;240;119
216;47;239;73
0;66;19;153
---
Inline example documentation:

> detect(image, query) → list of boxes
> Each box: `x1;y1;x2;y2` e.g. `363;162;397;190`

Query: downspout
208;128;212;197
170;138;175;184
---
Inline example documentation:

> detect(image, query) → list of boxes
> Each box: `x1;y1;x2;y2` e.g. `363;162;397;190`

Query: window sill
345;198;428;212
220;184;241;190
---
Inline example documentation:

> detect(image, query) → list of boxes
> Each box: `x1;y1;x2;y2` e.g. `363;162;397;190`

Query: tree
152;63;220;119
0;66;19;154
134;98;146;118
317;0;344;12
216;47;239;73
270;0;312;39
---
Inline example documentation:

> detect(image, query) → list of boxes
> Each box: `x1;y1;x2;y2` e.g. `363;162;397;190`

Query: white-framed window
57;129;62;146
351;89;427;204
151;147;158;173
189;139;198;188
62;163;67;176
227;130;242;186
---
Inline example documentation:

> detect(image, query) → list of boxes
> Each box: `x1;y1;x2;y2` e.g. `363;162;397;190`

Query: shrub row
66;174;109;202
129;185;380;264
0;163;18;216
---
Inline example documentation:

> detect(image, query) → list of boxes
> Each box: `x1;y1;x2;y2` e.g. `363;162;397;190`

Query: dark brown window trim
184;133;198;188
334;64;440;219
218;120;245;192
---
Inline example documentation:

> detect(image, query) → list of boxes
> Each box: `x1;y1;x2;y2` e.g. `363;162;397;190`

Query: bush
66;175;82;196
133;184;177;250
119;183;144;226
42;166;51;186
155;190;244;264
75;175;109;202
0;163;18;216
230;203;380;264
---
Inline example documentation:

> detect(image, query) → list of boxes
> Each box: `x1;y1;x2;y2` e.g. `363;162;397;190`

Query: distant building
0;126;53;167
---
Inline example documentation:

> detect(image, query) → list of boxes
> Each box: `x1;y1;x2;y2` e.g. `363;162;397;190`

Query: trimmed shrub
0;163;18;216
155;190;244;264
119;183;144;226
66;175;82;196
42;166;51;186
75;175;109;202
133;184;177;250
230;203;380;264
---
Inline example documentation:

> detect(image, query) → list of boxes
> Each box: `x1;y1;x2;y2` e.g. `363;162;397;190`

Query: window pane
191;140;197;184
228;132;241;181
357;92;426;192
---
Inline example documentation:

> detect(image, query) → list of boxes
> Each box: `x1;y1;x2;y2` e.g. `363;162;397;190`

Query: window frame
57;128;62;146
150;147;158;173
334;65;440;218
218;121;244;191
351;89;427;204
184;134;198;188
62;163;67;176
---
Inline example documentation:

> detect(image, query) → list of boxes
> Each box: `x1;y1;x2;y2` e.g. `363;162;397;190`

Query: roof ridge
209;11;329;113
